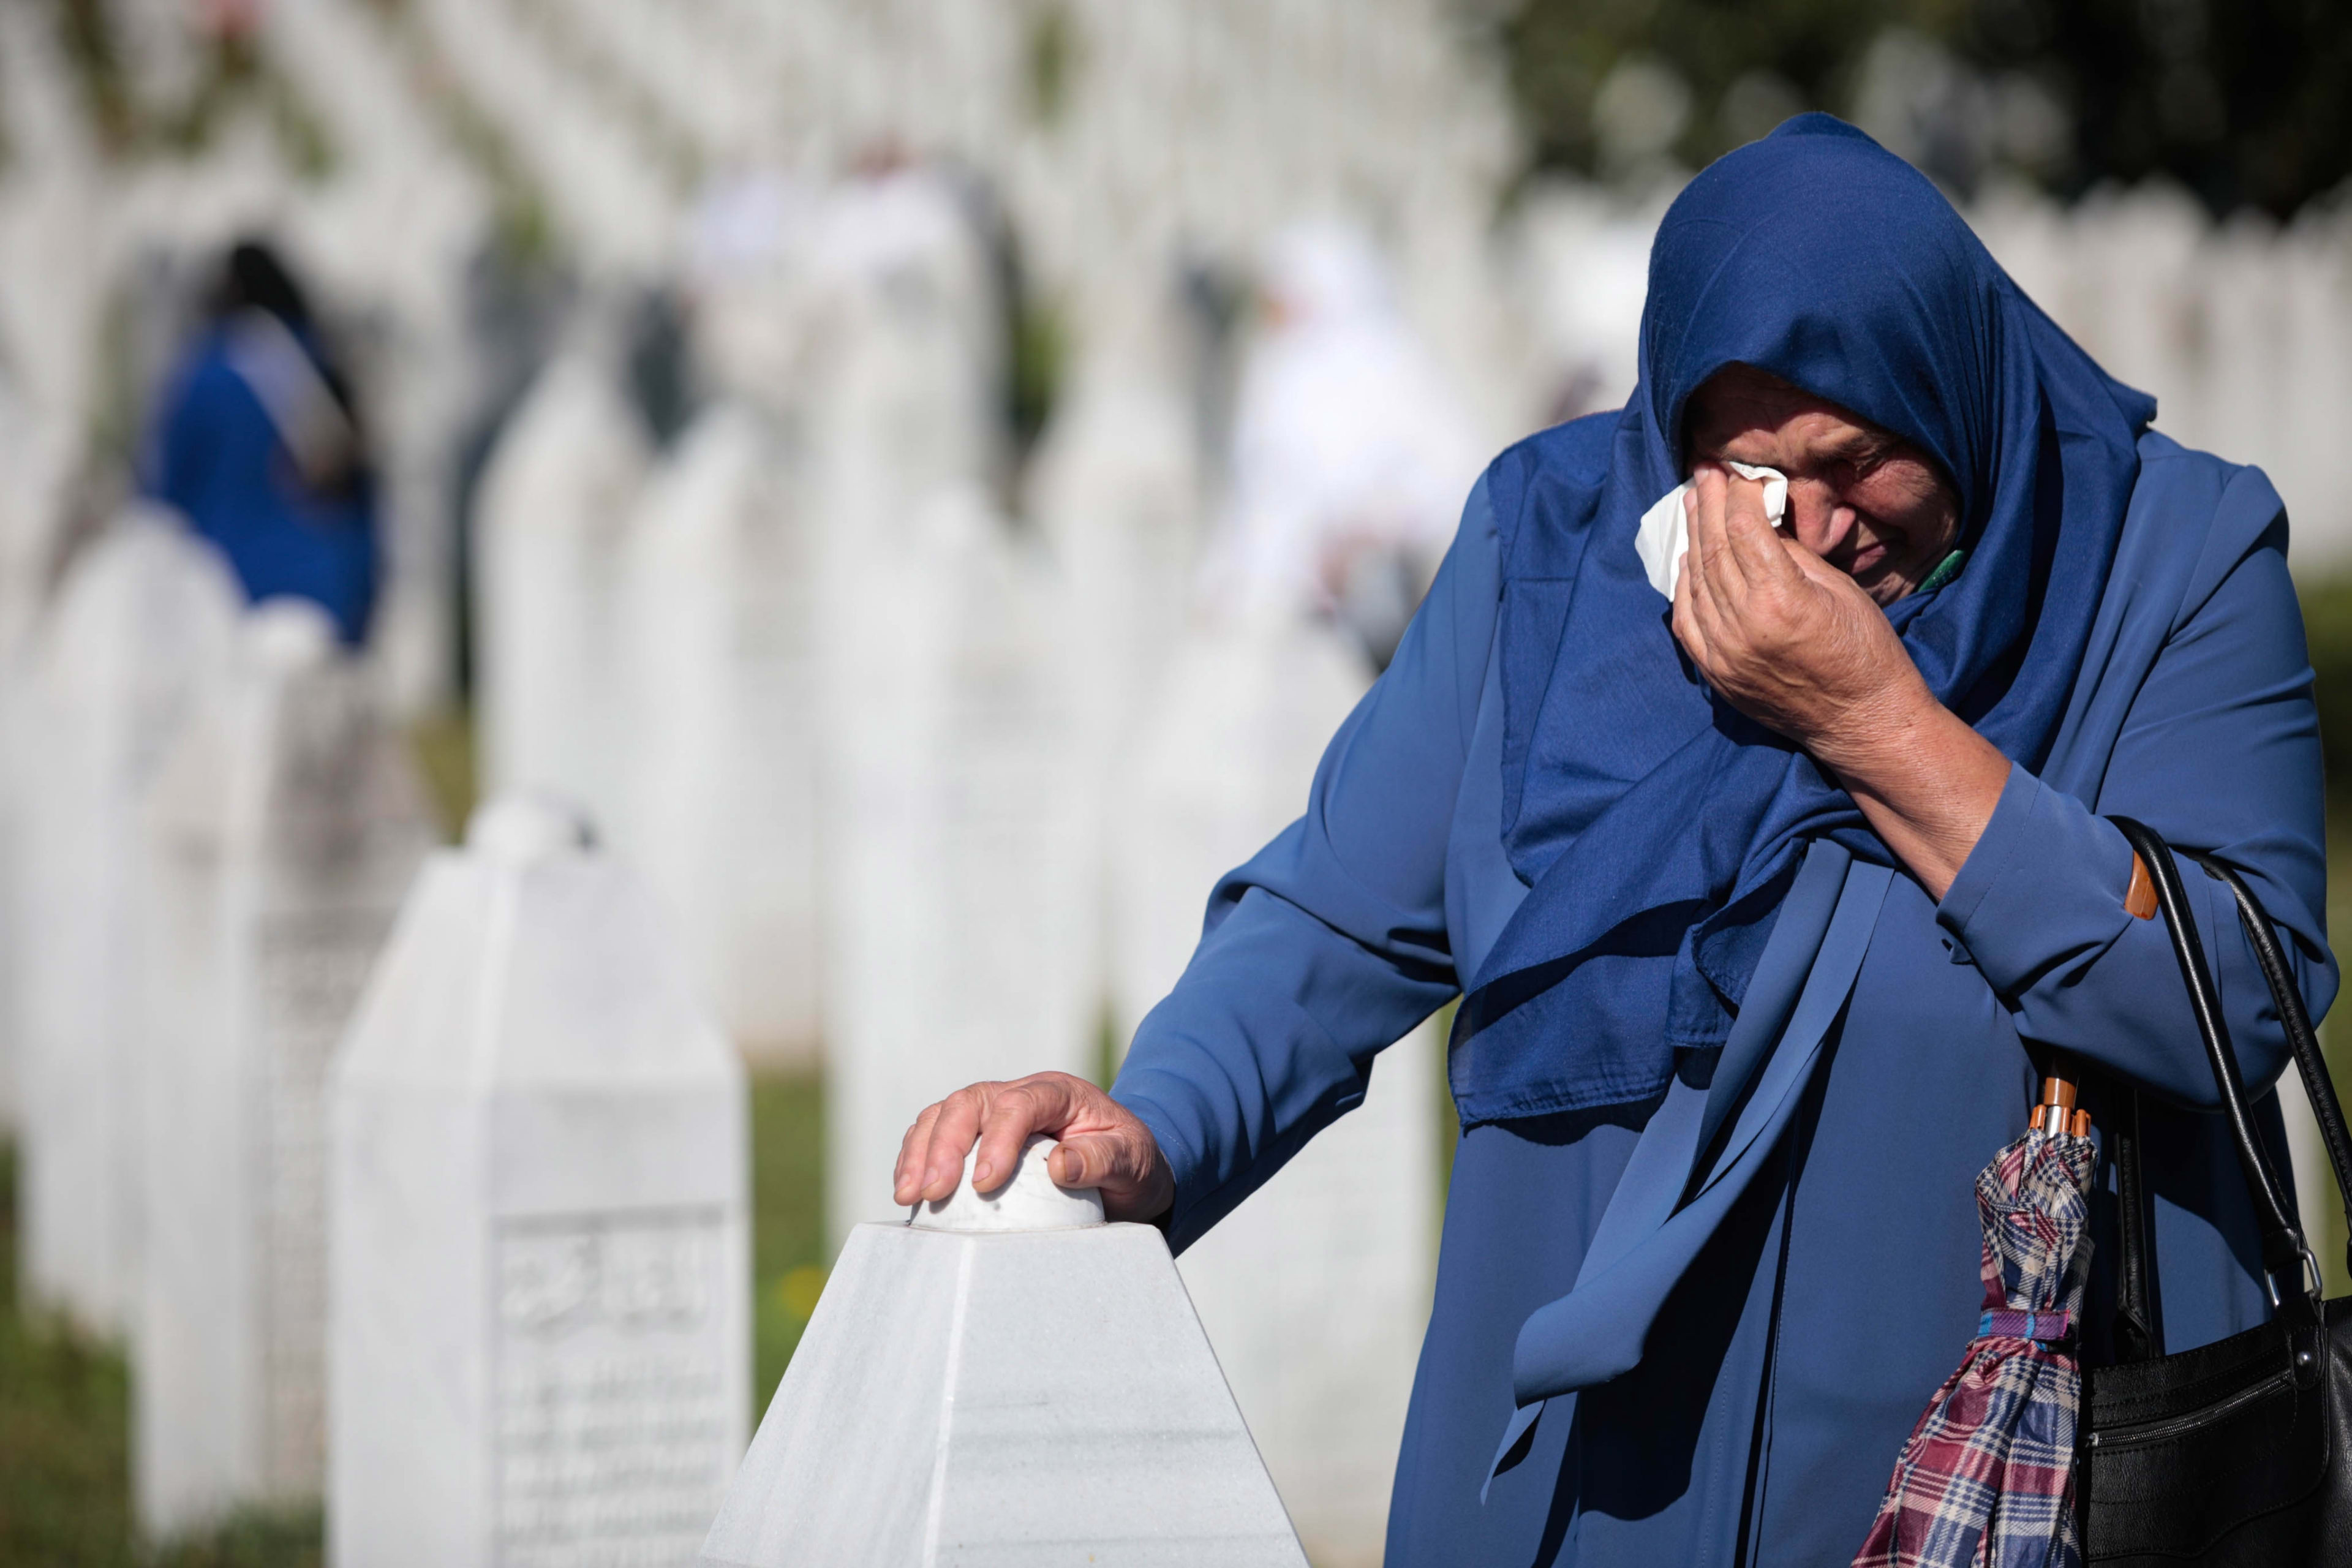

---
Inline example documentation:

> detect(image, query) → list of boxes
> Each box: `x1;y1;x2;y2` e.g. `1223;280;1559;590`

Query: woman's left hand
1669;462;2010;901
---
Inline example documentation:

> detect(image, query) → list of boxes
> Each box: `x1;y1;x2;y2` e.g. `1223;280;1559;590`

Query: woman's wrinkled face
1683;363;1962;607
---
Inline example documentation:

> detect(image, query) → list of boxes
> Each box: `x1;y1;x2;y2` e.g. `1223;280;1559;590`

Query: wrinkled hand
892;1071;1175;1223
1669;462;1929;768
1668;462;2009;900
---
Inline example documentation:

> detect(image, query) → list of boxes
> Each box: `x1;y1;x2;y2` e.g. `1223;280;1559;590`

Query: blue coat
1112;431;2335;1566
147;323;379;646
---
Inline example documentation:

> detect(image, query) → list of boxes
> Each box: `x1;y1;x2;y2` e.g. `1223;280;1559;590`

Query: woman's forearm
1809;678;2010;901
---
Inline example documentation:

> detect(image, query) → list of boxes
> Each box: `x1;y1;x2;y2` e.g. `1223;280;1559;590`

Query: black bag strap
2193;850;2352;1275
2106;817;2325;1324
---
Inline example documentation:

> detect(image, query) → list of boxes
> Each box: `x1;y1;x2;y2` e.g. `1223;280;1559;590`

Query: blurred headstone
1099;226;1461;1564
1027;305;1204;1013
822;489;1093;1246
1966;183;2352;568
2072;186;2211;443
473;349;651;835
328;794;750;1568
2272;219;2352;565
1506;178;1667;423
800;166;1003;554
2195;224;2277;483
0;363;76;658
13;509;241;1334
699;1136;1308;1567
137;601;434;1536
682;170;822;416
1113;609;1437;1566
0;366;81;1136
802;171;1097;1244
618;402;821;1064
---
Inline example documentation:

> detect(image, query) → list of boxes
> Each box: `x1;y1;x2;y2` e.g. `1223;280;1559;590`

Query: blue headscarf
1449;116;2156;1127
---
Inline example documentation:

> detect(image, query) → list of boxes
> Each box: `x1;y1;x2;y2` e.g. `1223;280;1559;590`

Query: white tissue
1635;461;1788;599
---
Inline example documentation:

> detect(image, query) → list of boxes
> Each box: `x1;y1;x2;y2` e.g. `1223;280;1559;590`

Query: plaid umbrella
1853;1110;2098;1568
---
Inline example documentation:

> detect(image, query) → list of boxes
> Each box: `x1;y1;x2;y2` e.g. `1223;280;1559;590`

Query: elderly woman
894;118;2337;1564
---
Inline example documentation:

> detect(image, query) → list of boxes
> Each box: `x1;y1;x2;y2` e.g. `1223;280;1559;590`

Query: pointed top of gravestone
702;1176;1304;1565
466;793;596;864
909;1135;1104;1233
336;797;734;1092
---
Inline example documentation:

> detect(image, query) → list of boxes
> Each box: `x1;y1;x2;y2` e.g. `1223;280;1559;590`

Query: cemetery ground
0;1069;824;1567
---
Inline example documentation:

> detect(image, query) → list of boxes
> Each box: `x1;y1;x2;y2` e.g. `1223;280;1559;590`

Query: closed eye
1828;446;1893;489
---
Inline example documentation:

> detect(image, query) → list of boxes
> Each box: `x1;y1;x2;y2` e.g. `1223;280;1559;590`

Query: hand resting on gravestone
893;1072;1174;1222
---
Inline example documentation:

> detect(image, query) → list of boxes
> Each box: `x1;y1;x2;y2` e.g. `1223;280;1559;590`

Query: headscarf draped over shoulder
1450;115;2155;1126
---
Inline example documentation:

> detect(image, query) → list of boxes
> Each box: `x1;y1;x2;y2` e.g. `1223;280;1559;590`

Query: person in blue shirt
895;118;2337;1565
145;239;379;646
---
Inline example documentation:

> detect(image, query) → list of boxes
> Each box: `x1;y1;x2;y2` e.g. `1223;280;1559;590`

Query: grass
0;1139;325;1566
0;1068;829;1566
749;1070;828;1416
0;1143;138;1565
405;709;478;845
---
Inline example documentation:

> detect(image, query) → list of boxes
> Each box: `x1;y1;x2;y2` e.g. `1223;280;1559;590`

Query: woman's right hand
892;1071;1175;1223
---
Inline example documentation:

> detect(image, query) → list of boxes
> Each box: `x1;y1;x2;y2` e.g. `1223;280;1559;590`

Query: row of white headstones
9;173;1441;1568
19;533;753;1562
0;2;1464;1552
464;164;1445;1566
13;525;448;1535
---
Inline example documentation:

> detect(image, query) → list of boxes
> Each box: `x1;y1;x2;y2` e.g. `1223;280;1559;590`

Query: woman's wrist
1801;669;1941;786
1806;678;2009;899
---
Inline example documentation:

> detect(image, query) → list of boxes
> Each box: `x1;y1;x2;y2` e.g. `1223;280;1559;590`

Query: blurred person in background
1204;221;1482;671
896;118;2335;1564
143;238;379;646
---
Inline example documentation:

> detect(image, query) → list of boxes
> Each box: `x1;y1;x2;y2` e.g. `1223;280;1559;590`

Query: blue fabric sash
1485;843;1894;1491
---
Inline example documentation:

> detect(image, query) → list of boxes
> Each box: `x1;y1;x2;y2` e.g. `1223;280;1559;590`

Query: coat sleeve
1111;481;1497;1252
1936;468;2338;1109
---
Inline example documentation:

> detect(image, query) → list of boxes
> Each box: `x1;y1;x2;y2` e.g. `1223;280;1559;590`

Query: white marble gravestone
700;1137;1307;1567
328;794;750;1568
136;600;435;1537
799;174;1094;1246
14;510;241;1335
473;349;651;837
799;167;1003;624
1025;310;1204;1026
682;170;823;419
618;401;821;1065
822;489;1094;1248
1114;611;1438;1566
0;358;68;1140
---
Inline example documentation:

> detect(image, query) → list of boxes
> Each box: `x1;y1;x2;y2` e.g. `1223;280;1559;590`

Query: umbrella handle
2033;1060;2092;1138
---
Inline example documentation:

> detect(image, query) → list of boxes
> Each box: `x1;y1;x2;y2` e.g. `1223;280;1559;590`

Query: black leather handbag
2078;818;2352;1564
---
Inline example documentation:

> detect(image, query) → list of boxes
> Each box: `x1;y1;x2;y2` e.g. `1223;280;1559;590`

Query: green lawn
0;1068;828;1567
0;1139;327;1565
749;1069;829;1412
